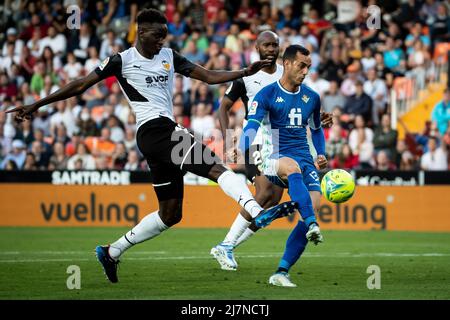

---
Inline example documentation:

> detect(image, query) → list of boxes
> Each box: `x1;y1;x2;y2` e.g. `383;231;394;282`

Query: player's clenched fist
315;154;328;170
320;112;333;128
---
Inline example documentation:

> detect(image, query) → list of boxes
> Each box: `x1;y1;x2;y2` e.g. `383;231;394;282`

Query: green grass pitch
0;227;449;299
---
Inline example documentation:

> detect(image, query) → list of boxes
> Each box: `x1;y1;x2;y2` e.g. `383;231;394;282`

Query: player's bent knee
159;200;183;227
207;164;228;182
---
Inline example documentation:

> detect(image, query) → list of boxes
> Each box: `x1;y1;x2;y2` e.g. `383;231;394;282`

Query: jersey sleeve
224;78;246;102
238;89;270;152
94;54;122;80
172;50;196;77
309;94;326;156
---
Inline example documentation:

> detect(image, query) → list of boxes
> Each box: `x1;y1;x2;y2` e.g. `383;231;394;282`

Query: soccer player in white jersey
211;31;332;271
6;9;298;283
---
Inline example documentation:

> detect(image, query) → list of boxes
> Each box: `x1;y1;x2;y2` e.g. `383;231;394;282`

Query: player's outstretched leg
95;245;120;283
269;220;308;287
96;199;180;282
211;177;284;271
207;167;297;270
287;172;323;244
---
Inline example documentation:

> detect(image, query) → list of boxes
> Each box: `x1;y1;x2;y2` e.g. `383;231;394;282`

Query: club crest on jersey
162;60;171;71
99;57;110;71
302;94;310;103
248;101;258;116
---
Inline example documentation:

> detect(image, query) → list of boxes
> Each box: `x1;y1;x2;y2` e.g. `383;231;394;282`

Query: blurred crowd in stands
0;0;449;172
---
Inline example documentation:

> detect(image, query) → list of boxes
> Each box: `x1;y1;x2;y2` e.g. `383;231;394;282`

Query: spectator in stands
50;100;77;137
62;52;83;81
105;115;125;143
167;11;188;50
2;28;24;57
364;68;388;126
182;39;207;65
39;26;67;57
84;127;116;165
319;45;346;84
99;29;124;61
124;149;140;171
111;142;128;170
361;47;376;73
123;127;136;152
330;143;359;170
348;115;374;169
375;150;397;171
405;22;431;54
420;136;448;170
373;114;398;161
322;81;346;114
399;150;418;170
429;3;450;43
77;107;99;137
84;47;101;74
325;123;348;160
276;4;301;31
342;80;373;126
30;140;50;169
1;139;26;169
431;88;450;136
304;68;330;97
23;152;38;170
382;37;405;71
67;142;96;170
48;141;68;170
68;22;100;63
191;102;215;140
1;42;20;78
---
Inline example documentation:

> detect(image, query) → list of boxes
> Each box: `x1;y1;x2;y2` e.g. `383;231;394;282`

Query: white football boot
210;243;237;271
268;272;297;287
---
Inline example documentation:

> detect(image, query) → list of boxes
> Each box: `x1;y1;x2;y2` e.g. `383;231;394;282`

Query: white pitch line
0;252;449;263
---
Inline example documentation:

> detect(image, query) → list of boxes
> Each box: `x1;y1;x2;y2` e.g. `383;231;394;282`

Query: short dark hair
137;8;167;25
283;45;310;62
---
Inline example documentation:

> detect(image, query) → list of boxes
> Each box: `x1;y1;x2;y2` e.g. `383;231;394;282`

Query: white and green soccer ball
321;169;356;203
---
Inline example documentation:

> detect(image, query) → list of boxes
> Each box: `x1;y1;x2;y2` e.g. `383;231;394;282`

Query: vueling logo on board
40;193;139;224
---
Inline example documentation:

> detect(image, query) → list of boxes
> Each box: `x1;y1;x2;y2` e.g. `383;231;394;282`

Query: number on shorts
252;150;262;166
309;171;319;182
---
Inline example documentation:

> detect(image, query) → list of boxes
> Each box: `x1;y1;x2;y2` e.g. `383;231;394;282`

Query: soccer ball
321;169;355;203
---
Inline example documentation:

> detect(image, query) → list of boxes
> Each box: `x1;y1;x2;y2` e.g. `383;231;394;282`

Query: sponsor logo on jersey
302;94;310;103
248;101;258;115
275;96;284;103
288;107;302;127
99;57;110;71
162;60;171;71
145;74;169;86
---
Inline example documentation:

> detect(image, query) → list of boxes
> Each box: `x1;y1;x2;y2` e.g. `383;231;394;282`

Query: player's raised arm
218;79;246;149
4;71;103;121
4;53;121;122
189;59;272;84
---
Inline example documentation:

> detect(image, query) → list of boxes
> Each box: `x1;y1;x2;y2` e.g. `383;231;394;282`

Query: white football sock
108;211;168;260
217;170;263;218
222;213;252;247
235;228;256;247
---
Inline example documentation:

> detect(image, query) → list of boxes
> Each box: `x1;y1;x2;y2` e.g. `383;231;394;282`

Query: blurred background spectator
0;0;448;173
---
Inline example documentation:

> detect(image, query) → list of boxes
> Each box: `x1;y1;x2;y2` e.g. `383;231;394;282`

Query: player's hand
244;59;272;76
4;104;39;122
320;112;333;128
225;147;239;163
315;155;328;170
